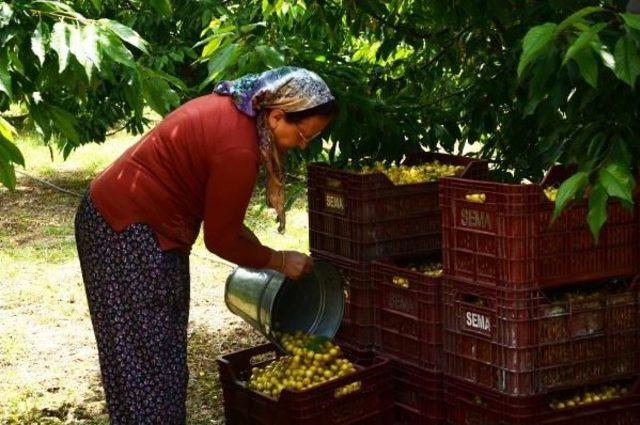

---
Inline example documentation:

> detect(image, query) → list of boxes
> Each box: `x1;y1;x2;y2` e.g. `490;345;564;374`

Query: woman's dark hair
284;99;339;123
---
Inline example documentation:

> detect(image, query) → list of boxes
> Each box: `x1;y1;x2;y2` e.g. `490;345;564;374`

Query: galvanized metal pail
224;260;344;349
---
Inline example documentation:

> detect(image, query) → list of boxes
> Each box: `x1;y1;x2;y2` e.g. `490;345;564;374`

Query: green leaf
83;23;101;73
47;105;80;145
556;7;603;34
518;23;557;77
587;182;608;241
29;101;52;142
0;158;16;190
552;171;588;221
599;48;615;70
0;116;16;143
0;55;12;98
0;118;25;164
614;35;640;87
0;3;13;28
199;43;239;89
7;50;24;75
621;12;640;31
147;0;172;17
599;163;635;203
31;21;47;65
32;1;82;18
255;45;285;68
50;21;70;72
0;139;25;167
123;71;143;115
99;19;149;54
573;48;598;88
140;68;179;115
563;23;605;65
201;37;223;58
150;67;188;91
610;138;632;167
69;25;90;79
90;0;102;11
98;29;135;68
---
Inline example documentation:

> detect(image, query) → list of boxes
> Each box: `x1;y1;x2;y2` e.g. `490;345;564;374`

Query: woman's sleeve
203;147;273;268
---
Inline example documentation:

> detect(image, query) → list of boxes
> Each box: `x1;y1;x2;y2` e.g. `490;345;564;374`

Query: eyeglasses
295;124;322;146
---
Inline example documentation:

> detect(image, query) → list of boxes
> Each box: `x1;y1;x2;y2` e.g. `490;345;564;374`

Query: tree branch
422;25;473;69
361;5;449;41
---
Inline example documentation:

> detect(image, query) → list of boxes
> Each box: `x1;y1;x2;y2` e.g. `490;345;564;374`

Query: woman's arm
241;224;261;245
203;148;273;268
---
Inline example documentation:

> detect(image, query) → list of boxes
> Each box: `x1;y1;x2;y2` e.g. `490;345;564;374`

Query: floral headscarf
214;67;335;233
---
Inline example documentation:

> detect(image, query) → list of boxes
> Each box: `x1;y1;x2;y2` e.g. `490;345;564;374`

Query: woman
74;67;337;424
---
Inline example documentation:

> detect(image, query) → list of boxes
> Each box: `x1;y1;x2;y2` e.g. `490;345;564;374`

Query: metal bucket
224;260;344;349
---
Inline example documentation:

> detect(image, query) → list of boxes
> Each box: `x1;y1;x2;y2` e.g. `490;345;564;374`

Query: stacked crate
308;153;488;425
308;152;489;352
371;256;445;424
439;166;640;424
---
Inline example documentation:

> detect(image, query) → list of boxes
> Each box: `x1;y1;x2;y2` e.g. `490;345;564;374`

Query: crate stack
308;152;489;424
370;257;445;424
439;166;640;425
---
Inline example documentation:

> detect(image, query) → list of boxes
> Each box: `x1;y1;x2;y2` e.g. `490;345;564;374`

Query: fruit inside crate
218;341;394;425
308;152;489;261
372;255;444;369
443;277;640;395
439;165;640;289
445;376;640;425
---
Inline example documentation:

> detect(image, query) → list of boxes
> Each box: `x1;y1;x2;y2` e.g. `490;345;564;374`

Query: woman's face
266;109;332;153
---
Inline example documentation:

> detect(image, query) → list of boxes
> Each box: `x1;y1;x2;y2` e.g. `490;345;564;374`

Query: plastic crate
217;343;395;425
312;250;375;350
392;360;445;425
445;375;640;425
439;166;640;290
372;257;443;370
308;152;489;261
442;278;640;396
335;318;375;352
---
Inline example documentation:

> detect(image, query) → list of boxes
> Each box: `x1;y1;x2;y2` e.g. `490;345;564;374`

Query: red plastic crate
392;360;445;425
439;166;640;290
335;318;375;352
442;278;640;396
308;152;489;261
217;343;395;425
372;257;443;370
312;251;375;350
445;375;640;425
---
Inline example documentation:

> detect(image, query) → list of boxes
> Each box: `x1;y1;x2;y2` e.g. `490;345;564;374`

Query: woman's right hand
281;250;314;280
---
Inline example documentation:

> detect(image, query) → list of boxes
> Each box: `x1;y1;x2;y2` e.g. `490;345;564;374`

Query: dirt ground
0;133;309;424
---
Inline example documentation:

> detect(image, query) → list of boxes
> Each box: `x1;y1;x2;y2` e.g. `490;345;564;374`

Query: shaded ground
0;133;308;424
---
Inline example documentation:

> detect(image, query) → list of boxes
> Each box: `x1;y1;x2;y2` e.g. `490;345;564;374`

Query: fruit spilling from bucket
247;332;360;399
360;160;465;185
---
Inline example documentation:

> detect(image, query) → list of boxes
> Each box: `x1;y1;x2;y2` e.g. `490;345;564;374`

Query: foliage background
1;0;640;235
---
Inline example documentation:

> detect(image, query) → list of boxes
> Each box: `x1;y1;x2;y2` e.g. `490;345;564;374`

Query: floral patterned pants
75;194;190;425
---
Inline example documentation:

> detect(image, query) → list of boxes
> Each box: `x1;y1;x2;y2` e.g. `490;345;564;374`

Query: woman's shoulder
180;94;259;155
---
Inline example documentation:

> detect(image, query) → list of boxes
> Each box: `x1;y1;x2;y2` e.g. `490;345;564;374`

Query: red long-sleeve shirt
90;94;272;268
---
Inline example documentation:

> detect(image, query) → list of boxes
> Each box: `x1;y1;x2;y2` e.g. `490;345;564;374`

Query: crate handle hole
465;193;486;203
334;381;362;398
392;276;410;288
462;295;488;307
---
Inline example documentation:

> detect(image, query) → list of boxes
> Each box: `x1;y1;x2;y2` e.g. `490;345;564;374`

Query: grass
0;128;309;424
